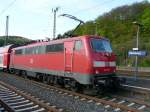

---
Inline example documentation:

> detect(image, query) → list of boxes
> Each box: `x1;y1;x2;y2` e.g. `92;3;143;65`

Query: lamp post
94;21;98;35
132;21;142;81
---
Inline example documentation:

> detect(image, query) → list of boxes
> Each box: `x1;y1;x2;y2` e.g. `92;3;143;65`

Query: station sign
132;48;138;51
128;50;146;57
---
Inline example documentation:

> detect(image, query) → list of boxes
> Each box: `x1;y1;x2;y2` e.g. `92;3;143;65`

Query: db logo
104;68;110;72
30;58;33;64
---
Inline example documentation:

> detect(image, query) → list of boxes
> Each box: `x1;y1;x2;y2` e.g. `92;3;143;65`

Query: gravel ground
0;73;111;112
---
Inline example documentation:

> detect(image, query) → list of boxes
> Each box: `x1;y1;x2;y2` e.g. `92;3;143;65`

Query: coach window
0;56;2;64
75;40;83;51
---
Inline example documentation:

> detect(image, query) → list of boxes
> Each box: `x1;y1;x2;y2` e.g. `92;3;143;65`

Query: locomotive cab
89;37;119;87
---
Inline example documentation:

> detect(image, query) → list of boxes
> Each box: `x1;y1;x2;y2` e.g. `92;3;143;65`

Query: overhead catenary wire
0;0;17;16
71;0;115;15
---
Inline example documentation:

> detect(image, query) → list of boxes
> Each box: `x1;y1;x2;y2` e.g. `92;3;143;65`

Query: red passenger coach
0;45;16;70
9;35;118;90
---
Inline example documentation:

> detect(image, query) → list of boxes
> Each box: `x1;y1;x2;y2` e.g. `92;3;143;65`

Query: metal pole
134;25;140;81
94;22;97;35
53;10;56;39
52;7;59;39
5;16;9;46
95;23;97;35
136;26;139;49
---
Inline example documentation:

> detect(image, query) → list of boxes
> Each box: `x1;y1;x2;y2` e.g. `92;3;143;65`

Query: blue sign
128;50;146;57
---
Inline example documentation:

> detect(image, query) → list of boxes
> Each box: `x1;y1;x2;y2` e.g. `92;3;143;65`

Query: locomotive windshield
91;39;112;53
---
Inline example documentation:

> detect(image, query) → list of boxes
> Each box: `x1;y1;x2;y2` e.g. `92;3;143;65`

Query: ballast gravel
0;73;112;112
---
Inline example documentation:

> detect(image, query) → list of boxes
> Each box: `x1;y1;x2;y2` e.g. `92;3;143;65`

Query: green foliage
0;36;31;47
139;57;150;67
62;1;150;67
141;8;150;39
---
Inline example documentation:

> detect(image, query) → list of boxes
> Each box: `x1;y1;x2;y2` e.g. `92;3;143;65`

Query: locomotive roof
0;44;16;53
13;35;107;50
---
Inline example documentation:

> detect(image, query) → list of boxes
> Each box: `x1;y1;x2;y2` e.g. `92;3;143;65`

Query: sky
0;0;148;40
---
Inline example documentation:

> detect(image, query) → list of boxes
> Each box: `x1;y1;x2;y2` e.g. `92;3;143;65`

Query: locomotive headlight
93;61;105;67
113;69;116;72
95;70;99;74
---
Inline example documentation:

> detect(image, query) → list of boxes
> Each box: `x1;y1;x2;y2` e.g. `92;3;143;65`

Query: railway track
4;73;149;112
121;84;150;98
97;95;150;112
29;80;150;112
0;81;59;112
0;72;150;112
116;68;150;99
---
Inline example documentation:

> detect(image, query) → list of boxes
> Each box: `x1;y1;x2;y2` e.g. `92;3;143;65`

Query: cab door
64;41;74;72
73;40;85;73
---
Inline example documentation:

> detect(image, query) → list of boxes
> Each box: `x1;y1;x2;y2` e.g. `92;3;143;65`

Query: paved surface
117;66;150;72
119;75;150;89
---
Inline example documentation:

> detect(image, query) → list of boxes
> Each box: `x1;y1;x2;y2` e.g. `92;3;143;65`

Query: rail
9;73;150;112
0;81;59;112
117;66;150;72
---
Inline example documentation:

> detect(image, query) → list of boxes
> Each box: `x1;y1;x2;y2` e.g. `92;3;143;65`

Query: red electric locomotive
8;35;118;91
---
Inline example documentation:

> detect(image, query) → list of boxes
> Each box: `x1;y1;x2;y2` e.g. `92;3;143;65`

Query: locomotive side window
46;43;64;53
22;48;26;55
21;46;46;55
75;40;83;51
25;48;33;54
15;49;22;55
33;47;38;54
38;46;45;54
